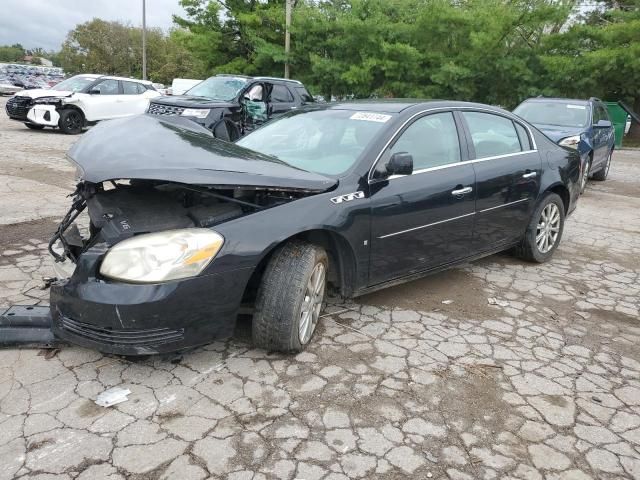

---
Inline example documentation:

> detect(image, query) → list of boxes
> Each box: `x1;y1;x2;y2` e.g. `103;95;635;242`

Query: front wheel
58;109;84;134
592;150;612;181
579;156;591;194
514;193;565;263
252;241;328;352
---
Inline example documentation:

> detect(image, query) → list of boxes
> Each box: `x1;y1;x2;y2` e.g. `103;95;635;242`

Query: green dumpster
605;101;627;148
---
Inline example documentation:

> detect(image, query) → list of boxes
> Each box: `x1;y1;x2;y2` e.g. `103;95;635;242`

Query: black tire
592;150;612;181
579;155;591;194
58;109;84;134
24;123;44;130
514;192;565;263
252;241;328;352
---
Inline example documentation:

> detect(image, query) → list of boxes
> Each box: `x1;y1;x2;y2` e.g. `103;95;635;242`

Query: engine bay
49;180;307;265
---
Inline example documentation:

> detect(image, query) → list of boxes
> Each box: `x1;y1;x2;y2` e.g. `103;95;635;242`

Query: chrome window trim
385;150;538;181
377;212;476;239
368;106;538;183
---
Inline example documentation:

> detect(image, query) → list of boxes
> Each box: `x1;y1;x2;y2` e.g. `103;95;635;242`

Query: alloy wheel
536;203;561;254
299;262;326;344
65;112;81;131
580;160;590;191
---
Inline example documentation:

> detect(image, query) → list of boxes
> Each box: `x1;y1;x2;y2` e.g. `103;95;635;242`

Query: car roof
72;74;102;79
521;97;590;105
309;99;513;114
101;75;153;85
214;73;303;85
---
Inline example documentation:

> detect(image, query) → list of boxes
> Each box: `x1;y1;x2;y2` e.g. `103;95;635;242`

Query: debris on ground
95;387;131;407
487;297;509;307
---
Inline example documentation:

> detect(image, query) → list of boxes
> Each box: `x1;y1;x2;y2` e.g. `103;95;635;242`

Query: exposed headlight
559;135;581;149
181;108;210;119
100;229;224;283
34;97;61;104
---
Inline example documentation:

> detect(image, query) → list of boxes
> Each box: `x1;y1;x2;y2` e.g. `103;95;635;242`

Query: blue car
514;97;615;193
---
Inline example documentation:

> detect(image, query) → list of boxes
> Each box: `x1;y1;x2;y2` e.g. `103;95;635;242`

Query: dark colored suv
147;74;314;140
514;97;615;193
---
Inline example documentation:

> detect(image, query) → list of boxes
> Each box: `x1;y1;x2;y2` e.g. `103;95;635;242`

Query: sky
0;0;186;51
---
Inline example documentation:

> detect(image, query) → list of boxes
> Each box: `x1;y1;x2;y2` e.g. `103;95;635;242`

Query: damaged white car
4;74;161;134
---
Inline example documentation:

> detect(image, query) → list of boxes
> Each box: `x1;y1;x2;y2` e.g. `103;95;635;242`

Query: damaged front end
47;178;313;354
27;96;69;126
49;177;311;277
43;114;337;355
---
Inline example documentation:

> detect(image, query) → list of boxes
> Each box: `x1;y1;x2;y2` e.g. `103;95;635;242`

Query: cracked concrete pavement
1;97;639;479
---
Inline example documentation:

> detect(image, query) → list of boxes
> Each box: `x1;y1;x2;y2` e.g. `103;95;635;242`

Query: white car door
120;81;160;116
81;78;122;121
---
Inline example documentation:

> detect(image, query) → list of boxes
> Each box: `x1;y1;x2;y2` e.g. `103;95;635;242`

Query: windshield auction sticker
566;105;587;109
350;112;392;122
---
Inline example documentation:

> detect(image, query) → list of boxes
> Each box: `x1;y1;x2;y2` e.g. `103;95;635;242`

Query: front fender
206;188;369;291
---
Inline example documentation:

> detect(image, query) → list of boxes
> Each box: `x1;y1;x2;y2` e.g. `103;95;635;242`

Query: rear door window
122;81;141;95
270;84;294;103
388;112;461;171
462;111;522;158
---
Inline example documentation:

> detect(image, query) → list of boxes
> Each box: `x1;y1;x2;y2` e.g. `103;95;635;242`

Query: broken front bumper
49;264;251;356
0;305;58;348
26;104;60;126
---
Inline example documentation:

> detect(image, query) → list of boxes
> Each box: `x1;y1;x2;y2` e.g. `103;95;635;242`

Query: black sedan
45;100;580;355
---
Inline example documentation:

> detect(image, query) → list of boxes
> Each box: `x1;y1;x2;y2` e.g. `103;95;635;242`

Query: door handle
522;171;537;179
451;186;473;196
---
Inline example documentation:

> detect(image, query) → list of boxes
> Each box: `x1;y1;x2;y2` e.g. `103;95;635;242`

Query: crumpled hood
14;88;72;99
67;114;338;192
150;94;236;109
532;123;584;143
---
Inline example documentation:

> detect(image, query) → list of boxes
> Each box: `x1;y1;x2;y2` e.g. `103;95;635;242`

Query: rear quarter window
295;86;313;103
515;122;532;150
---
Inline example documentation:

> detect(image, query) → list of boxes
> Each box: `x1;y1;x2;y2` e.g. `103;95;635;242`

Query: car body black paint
68;115;337;192
49;100;580;355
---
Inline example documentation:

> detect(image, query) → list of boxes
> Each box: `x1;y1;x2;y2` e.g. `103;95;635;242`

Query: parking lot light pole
284;0;291;79
142;0;147;80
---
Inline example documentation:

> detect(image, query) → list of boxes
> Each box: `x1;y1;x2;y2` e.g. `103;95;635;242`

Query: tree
173;0;291;77
541;0;640;136
57;18;198;84
0;43;25;62
290;0;574;105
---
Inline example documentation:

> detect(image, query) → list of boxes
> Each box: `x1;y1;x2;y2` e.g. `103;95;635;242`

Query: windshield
514;101;589;128
185;76;248;101
237;109;393;176
52;76;97;92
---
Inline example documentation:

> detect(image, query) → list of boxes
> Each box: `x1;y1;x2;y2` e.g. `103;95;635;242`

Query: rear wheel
592;150;612;181
514;193;565;263
252;241;328;352
58;109;84;134
24;123;44;130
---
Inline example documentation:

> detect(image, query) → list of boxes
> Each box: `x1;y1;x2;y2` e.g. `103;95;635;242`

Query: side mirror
386;152;413;176
595;119;612;128
89;88;100;95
